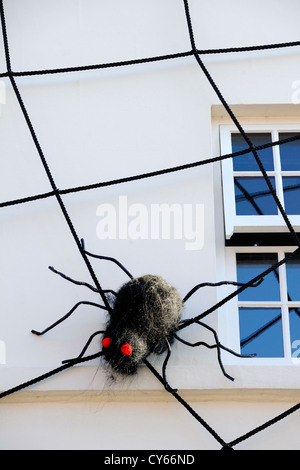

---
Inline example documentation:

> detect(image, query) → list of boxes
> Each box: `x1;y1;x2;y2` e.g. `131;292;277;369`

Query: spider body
102;274;183;376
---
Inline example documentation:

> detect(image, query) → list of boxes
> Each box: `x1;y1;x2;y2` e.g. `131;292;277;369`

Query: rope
179;248;300;329
1;132;300;210
0;352;103;400
182;0;300;248
227;402;300;448
0;41;299;79
143;358;227;448
0;0;111;315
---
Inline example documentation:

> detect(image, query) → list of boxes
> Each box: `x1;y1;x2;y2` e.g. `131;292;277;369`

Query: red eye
102;337;112;348
121;343;133;356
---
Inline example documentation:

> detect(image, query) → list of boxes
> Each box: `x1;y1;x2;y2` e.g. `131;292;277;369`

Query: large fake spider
30;239;257;391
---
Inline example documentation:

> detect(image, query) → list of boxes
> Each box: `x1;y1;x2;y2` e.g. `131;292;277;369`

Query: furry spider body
102;274;183;376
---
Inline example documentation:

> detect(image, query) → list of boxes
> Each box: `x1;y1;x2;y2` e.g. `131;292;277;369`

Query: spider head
101;329;148;376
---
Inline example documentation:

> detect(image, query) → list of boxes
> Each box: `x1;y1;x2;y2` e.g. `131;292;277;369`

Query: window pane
234;176;277;215
232;133;274;171
279;132;300;171
290;308;300;358
282;177;300;215
239;307;284;358
236;253;280;301
285;253;300;301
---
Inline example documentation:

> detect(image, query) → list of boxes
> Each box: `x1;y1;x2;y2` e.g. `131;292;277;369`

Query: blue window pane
290;308;300;358
232;133;274;171
236;253;280;301
234;176;277;215
282;177;300;215
239;308;284;358
285;253;300;301
279;133;300;171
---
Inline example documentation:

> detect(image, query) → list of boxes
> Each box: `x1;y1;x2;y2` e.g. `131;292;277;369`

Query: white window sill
226;217;300;240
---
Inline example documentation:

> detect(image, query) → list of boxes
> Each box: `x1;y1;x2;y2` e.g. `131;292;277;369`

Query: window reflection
239;307;284;358
234;177;277;216
285;253;300;301
236;253;280;301
232;133;274;171
279;133;300;171
282;177;300;215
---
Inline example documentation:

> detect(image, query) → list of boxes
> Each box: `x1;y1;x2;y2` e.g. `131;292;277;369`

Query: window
221;124;300;241
235;250;300;361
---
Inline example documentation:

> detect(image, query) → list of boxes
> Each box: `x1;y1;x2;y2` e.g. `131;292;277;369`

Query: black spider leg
49;266;117;297
160;283;260;389
31;301;108;336
161;339;178;393
48;265;100;293
81;239;134;280
177;280;259;380
62;330;105;364
183;279;264;303
31;265;111;335
32;240;133;336
175;320;256;382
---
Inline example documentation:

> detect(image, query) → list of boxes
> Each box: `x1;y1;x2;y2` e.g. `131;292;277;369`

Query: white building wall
0;0;300;450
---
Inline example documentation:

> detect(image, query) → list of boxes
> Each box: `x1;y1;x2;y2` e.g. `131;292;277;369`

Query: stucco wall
1;0;300;450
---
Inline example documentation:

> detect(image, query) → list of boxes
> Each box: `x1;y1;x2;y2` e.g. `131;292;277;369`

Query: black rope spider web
0;0;300;450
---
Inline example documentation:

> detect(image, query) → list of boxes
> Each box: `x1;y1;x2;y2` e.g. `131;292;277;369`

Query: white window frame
221;123;300;240
220;245;300;367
